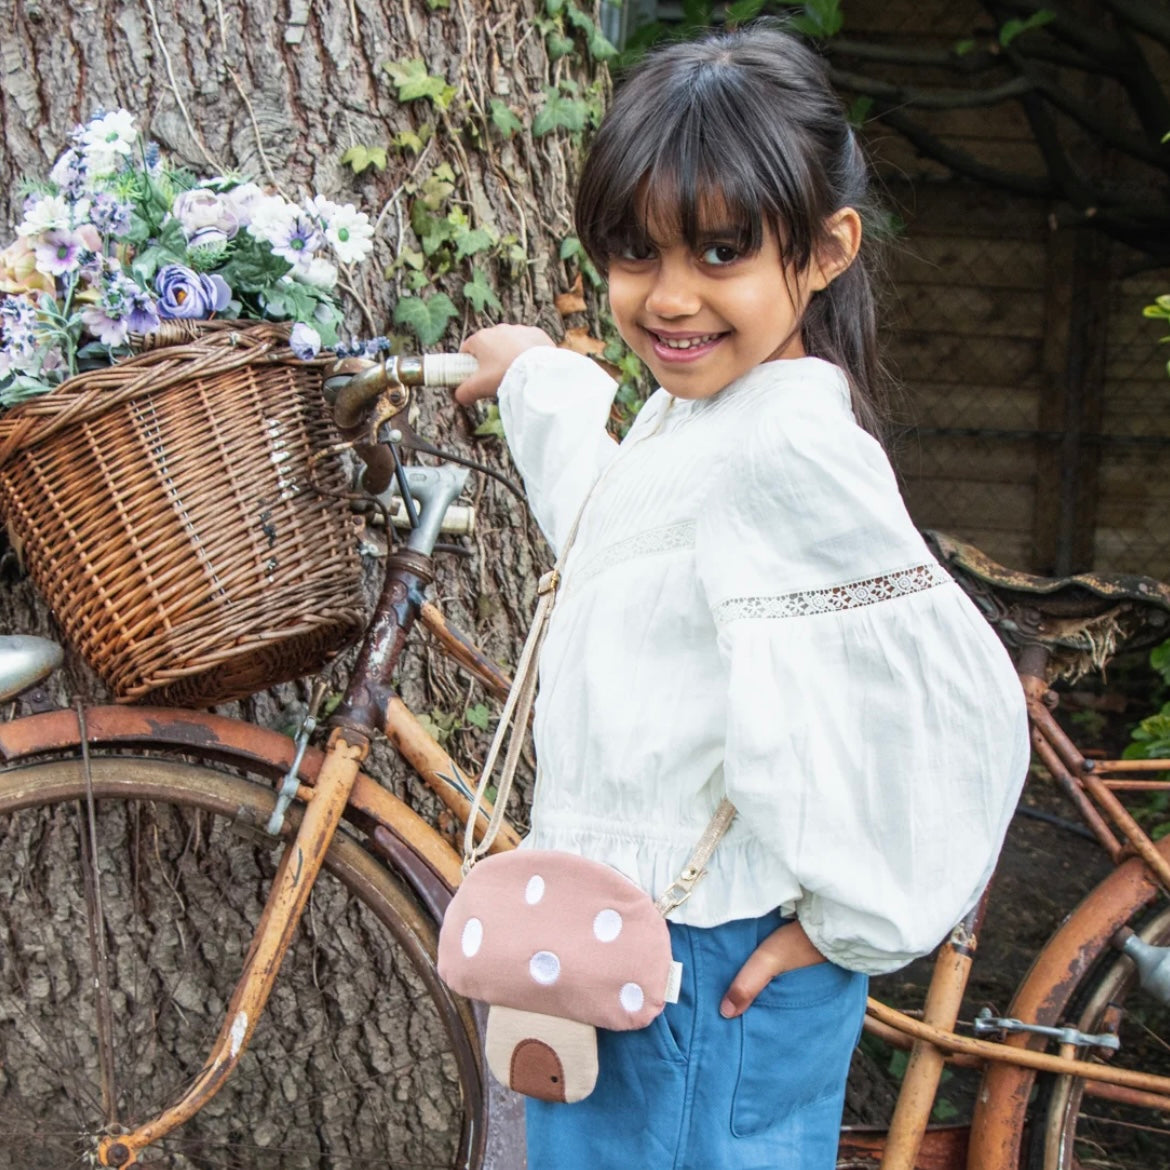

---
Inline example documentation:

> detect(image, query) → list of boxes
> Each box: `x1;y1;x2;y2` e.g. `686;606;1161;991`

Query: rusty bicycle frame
3;360;1170;1169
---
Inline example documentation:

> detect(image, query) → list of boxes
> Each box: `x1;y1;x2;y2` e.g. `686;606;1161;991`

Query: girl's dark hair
575;22;888;437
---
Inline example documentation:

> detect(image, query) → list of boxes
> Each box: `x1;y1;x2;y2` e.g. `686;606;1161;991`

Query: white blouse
498;348;1030;974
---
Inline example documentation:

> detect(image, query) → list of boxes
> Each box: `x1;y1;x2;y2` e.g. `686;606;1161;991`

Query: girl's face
606;213;820;400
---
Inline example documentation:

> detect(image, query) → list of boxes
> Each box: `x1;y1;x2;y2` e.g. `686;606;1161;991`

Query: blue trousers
525;909;868;1170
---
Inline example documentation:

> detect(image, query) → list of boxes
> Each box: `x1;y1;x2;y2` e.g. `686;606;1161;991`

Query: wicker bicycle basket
0;321;365;705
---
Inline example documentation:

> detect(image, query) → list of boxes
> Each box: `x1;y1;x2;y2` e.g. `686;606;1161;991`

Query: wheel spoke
76;707;120;1127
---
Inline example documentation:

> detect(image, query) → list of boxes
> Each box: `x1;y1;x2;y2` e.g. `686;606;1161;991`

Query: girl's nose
644;261;701;319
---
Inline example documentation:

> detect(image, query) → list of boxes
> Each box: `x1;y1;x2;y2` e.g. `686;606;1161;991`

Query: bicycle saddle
0;635;63;702
923;530;1170;679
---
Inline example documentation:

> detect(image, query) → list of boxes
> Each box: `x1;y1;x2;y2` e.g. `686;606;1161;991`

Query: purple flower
126;287;160;334
154;263;231;319
34;229;84;276
269;214;324;269
49;148;88;199
289;322;321;360
90;192;134;238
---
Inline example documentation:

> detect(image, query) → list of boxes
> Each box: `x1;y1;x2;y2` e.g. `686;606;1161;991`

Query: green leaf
465;703;492;731
545;0;565;14
533;88;590;137
789;0;843;38
953;37;976;56
846;96;873;129
999;10;1056;47
559;235;582;261
393;125;432;155
546;31;575;59
587;26;617;61
420;172;456;211
339;144;388;174
454;226;496;261
462;266;502;313
383;58;457;109
426;0;450;7
473;404;506;437
1151;640;1170;685
726;0;766;24
489;100;523;139
393;292;459;347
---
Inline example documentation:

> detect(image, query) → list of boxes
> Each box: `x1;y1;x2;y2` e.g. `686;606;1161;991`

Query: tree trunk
0;0;603;743
0;0;605;1158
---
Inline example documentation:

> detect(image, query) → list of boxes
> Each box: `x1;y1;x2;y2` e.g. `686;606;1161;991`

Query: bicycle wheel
1027;902;1170;1170
0;754;483;1170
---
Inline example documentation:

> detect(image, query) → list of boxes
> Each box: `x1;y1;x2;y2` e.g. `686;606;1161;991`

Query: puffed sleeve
694;382;1030;974
497;347;619;554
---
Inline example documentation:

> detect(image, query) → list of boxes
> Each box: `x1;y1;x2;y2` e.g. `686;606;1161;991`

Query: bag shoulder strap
461;396;736;913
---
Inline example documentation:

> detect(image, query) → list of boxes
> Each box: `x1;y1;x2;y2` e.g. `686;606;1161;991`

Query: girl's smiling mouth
647;330;728;362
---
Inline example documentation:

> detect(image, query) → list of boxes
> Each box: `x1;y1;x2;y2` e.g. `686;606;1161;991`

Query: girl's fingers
453;325;556;404
719;920;828;1018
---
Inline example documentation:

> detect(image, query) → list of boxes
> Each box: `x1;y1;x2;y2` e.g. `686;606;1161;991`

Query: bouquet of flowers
0;109;375;409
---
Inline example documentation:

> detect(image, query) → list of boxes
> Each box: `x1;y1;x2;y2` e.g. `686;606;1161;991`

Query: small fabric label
664;960;683;1004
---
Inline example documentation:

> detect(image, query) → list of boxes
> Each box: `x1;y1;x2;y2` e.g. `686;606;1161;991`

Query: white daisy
324;203;374;264
17;195;71;238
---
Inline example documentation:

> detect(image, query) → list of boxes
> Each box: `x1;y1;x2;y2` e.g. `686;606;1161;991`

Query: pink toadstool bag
438;428;735;1104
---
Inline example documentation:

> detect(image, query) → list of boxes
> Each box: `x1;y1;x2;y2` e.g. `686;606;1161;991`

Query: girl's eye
617;242;655;262
701;244;740;266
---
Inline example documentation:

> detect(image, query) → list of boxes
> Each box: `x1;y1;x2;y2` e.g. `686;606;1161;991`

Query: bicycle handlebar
326;353;480;430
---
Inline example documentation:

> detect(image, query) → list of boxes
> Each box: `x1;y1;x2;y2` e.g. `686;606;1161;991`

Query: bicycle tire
0;754;484;1170
1025;902;1170;1170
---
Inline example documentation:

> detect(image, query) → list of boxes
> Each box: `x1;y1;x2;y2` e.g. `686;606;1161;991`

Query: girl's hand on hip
454;324;555;404
719;919;828;1018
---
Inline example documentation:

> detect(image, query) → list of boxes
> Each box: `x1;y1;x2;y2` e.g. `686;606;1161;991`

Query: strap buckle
655;864;705;916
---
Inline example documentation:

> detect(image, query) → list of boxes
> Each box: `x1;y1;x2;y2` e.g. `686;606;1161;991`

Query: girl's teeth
659;334;718;350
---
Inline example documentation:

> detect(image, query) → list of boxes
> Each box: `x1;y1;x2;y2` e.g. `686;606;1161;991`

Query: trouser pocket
729;960;867;1138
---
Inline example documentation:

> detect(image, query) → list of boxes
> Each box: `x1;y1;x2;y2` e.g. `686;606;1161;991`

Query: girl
455;23;1029;1170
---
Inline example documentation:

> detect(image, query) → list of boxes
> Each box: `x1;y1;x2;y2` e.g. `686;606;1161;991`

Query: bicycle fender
0;705;464;915
966;834;1170;1170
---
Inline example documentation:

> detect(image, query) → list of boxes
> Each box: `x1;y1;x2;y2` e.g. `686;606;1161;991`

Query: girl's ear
808;208;862;293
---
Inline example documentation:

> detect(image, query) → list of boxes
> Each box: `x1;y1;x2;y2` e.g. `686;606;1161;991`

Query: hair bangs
576;57;815;269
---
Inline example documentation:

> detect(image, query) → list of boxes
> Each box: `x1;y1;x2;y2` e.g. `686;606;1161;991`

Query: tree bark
0;0;602;742
0;1;604;1154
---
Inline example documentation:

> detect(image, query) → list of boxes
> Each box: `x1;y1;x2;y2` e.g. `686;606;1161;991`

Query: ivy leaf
454;226;496;261
789;0;843;38
999;10;1056;46
384;58;457;109
846;96;873;129
465;703;492;731
726;0;765;24
545;0;565;13
473;404;506;437
392;127;431;155
559;235;582;261
533;87;590;137
426;0;450;7
462;266;502;313
393;292;459;347
339;144;388;174
546;30;575;59
489;99;523;139
953;38;976;56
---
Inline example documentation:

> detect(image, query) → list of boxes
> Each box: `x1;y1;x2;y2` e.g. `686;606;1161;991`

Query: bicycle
2;351;1170;1170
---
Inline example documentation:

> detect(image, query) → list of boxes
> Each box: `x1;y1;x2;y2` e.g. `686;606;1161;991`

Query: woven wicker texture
0;322;365;705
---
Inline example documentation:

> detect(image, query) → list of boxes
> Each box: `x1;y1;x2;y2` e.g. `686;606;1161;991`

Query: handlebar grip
420;353;479;387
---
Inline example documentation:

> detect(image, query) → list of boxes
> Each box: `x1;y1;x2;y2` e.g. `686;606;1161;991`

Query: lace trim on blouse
712;563;952;624
568;520;697;592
